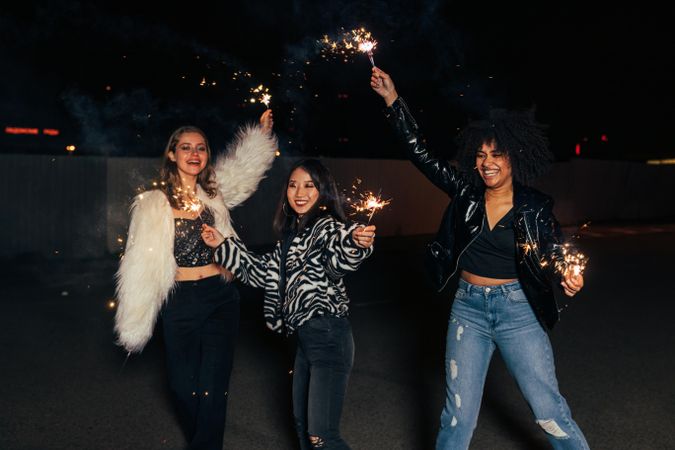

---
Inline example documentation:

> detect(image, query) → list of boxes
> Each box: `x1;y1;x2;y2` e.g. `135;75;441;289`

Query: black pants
293;315;354;450
162;275;239;450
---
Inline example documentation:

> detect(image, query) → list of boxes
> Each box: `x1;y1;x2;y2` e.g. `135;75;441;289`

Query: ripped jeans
436;279;589;450
293;315;354;450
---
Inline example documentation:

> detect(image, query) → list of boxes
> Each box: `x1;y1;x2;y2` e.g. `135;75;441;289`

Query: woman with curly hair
371;68;589;450
114;110;277;450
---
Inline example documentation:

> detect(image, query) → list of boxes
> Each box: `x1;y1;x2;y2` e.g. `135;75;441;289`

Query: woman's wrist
384;92;399;107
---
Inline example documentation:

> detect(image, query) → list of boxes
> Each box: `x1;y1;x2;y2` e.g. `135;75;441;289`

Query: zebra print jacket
214;215;373;334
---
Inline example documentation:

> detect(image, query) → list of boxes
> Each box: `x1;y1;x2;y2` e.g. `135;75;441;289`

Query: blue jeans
436;279;589;450
293;315;354;450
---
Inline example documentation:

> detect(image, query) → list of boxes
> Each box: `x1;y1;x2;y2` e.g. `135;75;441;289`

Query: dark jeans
162;275;240;450
293;315;354;450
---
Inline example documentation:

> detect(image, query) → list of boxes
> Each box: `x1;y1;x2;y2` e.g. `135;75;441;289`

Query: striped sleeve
214;236;279;289
323;220;374;279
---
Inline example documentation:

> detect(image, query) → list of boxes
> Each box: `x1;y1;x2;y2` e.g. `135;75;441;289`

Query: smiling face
168;132;209;182
476;140;513;189
286;167;319;217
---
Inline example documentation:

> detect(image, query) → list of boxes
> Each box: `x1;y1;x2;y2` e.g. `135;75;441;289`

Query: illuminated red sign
4;127;60;136
5;127;39;135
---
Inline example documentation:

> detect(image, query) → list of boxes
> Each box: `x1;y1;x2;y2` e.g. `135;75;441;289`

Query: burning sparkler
319;27;378;66
346;179;391;224
352;28;377;67
173;187;204;222
249;84;272;108
558;243;588;277
534;242;588;279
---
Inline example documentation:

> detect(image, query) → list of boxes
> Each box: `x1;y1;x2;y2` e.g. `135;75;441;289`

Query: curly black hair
454;109;554;186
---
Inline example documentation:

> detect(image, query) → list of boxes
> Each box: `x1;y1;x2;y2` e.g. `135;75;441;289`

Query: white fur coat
114;125;277;353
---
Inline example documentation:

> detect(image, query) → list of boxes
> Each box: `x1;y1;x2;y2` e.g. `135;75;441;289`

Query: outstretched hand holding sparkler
370;67;399;107
352;225;376;249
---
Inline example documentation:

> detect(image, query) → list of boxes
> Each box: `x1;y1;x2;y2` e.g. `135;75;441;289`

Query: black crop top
458;208;518;279
174;208;216;267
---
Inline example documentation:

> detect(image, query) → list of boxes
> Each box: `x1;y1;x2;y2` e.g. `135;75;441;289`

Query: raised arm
371;67;464;197
214;111;278;209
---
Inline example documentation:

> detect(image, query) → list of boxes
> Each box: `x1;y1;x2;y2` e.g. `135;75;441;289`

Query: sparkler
533;242;588;279
249;84;272;108
557;243;588;277
173;186;204;222
319;27;378;66
352;28;377;67
346;179;391;224
523;220;591;280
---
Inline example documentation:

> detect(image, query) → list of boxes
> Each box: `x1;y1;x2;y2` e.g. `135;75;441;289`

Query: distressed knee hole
451;416;457;427
536;419;569;438
309;435;325;448
449;359;458;380
456;325;464;341
455;393;461;408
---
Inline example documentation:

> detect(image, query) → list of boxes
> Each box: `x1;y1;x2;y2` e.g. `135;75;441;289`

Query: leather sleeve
383;97;464;197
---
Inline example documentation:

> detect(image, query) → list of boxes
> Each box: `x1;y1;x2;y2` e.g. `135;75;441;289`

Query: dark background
1;1;673;161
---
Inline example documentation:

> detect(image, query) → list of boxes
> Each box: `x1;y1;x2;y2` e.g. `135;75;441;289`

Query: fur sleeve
114;191;176;354
214;124;278;209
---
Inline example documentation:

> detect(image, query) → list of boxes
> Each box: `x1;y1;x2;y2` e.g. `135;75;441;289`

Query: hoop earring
282;202;292;216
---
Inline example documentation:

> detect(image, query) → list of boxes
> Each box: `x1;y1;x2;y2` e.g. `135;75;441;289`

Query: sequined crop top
174;208;216;267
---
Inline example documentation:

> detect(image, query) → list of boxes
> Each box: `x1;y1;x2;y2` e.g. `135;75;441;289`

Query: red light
575;143;581;156
43;128;60;136
601;134;608;142
5;127;39;135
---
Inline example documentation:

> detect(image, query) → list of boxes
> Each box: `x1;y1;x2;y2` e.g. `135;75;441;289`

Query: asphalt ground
1;223;674;450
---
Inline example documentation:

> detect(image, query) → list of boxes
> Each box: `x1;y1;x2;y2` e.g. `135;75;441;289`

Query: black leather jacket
385;97;567;330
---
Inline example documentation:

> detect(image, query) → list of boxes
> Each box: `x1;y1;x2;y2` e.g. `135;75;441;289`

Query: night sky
1;1;673;161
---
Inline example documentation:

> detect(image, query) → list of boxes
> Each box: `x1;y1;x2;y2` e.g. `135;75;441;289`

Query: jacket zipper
437;213;486;293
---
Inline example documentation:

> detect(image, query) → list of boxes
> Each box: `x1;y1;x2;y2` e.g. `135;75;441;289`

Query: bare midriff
175;264;233;282
461;270;517;286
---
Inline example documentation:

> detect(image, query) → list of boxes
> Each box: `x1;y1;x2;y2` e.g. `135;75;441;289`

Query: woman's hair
273;159;347;236
159;126;217;209
454;108;554;186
